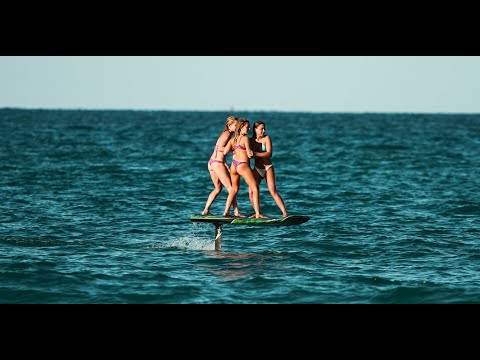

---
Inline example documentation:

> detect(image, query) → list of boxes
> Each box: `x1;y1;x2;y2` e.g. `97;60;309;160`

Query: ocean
1;108;479;303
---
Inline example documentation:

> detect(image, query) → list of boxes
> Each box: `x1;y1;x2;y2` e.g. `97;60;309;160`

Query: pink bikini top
233;144;246;151
233;135;246;151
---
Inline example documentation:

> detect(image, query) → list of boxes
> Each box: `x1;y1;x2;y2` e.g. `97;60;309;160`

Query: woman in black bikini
223;119;267;219
202;116;245;217
248;121;288;218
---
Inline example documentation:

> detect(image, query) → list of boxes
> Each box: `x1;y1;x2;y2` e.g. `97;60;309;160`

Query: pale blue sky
1;56;479;113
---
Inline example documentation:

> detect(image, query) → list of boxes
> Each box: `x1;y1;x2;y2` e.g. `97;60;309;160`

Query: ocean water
1;108;479;304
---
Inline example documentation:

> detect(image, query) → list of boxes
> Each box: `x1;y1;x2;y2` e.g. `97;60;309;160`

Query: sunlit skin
202;117;245;217
248;122;288;218
223;120;267;219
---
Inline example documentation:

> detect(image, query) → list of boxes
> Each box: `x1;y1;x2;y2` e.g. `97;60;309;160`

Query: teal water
1;109;480;303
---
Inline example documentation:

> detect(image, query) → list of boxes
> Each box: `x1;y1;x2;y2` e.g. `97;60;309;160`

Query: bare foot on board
249;213;268;219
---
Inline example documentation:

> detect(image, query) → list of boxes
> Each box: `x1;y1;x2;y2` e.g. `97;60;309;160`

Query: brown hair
252;120;265;136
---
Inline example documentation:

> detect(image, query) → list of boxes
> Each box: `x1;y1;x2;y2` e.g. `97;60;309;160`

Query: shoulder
264;135;272;143
218;130;230;144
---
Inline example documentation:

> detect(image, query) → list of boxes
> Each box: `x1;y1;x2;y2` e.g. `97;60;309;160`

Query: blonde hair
224;116;238;131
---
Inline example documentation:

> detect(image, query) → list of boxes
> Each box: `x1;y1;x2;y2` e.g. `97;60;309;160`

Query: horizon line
1;107;479;116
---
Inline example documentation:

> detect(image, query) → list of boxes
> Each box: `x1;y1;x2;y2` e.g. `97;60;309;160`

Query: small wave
0;236;62;247
125;166;152;172
359;144;409;151
443;205;480;216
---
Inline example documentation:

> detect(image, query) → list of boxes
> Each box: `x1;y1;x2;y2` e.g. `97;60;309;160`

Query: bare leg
265;167;288;218
248;168;262;210
238;165;267;218
215;163;244;217
232;196;245;217
224;170;240;216
202;166;222;215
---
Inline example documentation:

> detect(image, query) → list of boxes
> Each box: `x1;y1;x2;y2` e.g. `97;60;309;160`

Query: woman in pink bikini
248;120;288;218
223;119;267;219
202;116;245;217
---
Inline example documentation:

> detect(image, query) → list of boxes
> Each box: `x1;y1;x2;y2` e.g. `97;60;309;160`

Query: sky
1;56;479;113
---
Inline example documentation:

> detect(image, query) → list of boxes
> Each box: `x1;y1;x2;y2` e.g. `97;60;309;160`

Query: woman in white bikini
248;121;288;218
202;116;245;217
223;119;267;219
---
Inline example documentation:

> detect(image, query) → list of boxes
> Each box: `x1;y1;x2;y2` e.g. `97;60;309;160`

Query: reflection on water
198;251;287;281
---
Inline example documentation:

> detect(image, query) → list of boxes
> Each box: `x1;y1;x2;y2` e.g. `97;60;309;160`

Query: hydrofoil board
190;215;310;226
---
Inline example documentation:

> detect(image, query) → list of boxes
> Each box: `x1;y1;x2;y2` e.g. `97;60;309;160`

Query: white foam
144;223;217;251
168;236;215;251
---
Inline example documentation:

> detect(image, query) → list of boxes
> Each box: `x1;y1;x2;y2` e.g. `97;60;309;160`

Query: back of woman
223;119;266;219
202;116;244;217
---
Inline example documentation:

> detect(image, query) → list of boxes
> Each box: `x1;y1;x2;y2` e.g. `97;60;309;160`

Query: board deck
190;215;236;224
190;215;310;226
231;215;310;226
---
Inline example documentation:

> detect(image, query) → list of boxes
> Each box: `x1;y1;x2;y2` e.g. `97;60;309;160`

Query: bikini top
233;135;246;151
254;139;266;152
233;144;246;151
